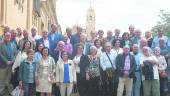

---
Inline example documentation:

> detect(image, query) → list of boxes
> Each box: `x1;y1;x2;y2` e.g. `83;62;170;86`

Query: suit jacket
48;32;62;57
56;59;77;83
115;53;136;78
36;37;51;49
0;42;17;68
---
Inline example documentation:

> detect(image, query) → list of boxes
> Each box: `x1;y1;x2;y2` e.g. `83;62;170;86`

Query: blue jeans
132;71;142;96
23;83;35;96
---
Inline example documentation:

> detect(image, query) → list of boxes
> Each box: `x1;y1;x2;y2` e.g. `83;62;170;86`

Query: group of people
0;24;170;96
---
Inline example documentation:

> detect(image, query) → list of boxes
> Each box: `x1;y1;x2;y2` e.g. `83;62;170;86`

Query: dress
36;57;55;92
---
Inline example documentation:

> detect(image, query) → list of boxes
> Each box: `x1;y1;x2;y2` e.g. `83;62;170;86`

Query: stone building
0;0;58;35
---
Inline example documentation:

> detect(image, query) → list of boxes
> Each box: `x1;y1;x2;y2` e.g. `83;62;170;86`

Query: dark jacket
115;53;136;78
143;60;154;80
78;54;90;79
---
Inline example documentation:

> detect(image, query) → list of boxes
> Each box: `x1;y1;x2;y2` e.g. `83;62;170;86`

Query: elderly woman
19;49;37;96
154;47;168;96
94;39;103;57
73;43;89;96
36;47;55;96
140;46;160;96
56;51;76;96
86;46;101;96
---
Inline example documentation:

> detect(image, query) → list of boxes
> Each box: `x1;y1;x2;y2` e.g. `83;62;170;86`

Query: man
0;25;10;41
151;27;170;49
18;29;36;50
10;29;18;49
48;24;62;57
0;32;17;95
139;38;153;54
131;29;142;45
129;25;135;39
140;47;160;96
100;42;117;96
16;27;23;43
105;30;113;43
70;26;82;46
65;27;72;43
113;28;122;40
36;29;50;48
131;44;142;96
73;33;91;56
116;46;136;96
30;26;41;41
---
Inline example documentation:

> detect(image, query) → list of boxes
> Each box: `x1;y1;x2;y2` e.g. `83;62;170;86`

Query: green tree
151;10;170;37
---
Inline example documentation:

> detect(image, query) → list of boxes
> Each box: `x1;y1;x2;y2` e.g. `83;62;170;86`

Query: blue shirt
151;35;170;49
33;52;42;63
130;52;142;71
64;64;70;83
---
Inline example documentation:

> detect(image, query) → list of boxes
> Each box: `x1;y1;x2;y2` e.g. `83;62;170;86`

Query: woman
12;41;32;72
73;43;89;96
12;41;32;88
140;46;160;96
121;32;132;48
33;43;44;63
19;49;37;96
86;46;101;96
154;47;168;96
36;47;55;96
62;35;73;55
112;39;123;55
56;51;76;96
94;39;103;57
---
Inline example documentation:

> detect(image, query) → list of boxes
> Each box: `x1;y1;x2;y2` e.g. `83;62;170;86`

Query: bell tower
86;1;95;40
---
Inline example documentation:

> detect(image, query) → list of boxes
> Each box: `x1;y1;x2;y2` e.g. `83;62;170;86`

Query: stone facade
0;0;58;35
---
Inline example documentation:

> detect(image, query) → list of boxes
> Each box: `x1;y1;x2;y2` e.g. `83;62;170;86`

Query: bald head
123;46;130;54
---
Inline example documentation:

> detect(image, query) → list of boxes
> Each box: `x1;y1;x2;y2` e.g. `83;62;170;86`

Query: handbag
11;86;24;96
70;84;80;96
160;70;168;78
105;52;116;79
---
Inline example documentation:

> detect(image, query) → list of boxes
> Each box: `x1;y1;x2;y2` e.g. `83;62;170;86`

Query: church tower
86;3;96;40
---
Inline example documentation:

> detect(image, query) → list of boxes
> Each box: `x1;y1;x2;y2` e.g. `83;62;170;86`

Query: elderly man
48;24;62;57
140;46;160;96
131;44;142;96
0;32;17;95
151;27;170;49
30;26;41;41
36;29;50;48
0;25;10;41
18;29;36;50
131;29;142;45
105;30;113;43
100;42;117;96
116;45;136;96
113;28;122;40
129;25;135;39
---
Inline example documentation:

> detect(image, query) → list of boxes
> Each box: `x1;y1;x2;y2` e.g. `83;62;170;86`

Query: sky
57;0;170;34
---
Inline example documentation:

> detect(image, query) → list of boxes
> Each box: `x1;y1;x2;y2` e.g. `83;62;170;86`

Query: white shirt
156;55;167;71
100;50;117;71
140;55;159;80
43;38;50;48
73;55;82;73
